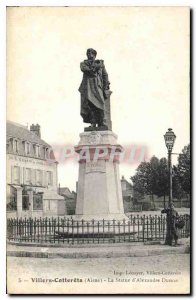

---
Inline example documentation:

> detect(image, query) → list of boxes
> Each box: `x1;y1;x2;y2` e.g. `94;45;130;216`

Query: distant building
59;187;76;215
6;121;65;218
121;176;134;212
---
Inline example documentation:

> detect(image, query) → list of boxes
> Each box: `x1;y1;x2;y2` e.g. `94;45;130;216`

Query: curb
7;245;189;259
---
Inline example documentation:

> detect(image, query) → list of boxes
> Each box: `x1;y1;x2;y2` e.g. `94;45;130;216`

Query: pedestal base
74;131;127;221
73;213;128;221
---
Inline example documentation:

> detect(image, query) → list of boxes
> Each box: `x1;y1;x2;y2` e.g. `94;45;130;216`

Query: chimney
30;123;41;138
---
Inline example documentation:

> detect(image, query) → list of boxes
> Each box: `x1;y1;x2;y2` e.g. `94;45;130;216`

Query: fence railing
7;214;190;245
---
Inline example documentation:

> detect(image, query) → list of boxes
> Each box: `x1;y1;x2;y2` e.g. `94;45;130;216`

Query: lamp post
163;128;176;244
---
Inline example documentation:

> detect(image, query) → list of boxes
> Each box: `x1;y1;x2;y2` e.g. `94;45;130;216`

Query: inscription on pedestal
86;160;106;173
87;132;101;144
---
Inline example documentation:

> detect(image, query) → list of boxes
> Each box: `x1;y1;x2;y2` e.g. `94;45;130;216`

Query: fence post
123;219;125;242
52;217;55;243
137;215;140;242
155;215;157;240
97;221;100;244
37;218;40;243
76;220;79;244
71;218;74;244
81;219;84;244
112;219;115;243
62;218;65;244
40;217;42;243
142;215;145;242
149;215;153;241
107;220;110;243
92;219;95;244
128;220;131;242
158;216;160;240
133;216;135;241
44;217;47;243
102;219;105;243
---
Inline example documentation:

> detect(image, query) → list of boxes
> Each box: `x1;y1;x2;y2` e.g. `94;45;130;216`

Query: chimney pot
30;123;41;138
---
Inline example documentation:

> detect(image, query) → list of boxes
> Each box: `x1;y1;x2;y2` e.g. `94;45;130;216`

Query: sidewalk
7;238;190;259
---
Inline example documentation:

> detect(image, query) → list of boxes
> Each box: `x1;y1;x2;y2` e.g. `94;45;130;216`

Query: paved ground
7;254;190;294
7;239;190;259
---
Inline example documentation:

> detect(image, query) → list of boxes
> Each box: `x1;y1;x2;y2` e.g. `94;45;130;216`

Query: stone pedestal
74;131;128;221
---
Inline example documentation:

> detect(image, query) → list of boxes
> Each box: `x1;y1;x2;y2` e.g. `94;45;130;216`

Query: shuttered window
12;166;20;184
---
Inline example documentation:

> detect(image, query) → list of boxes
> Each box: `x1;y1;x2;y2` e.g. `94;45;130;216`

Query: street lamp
164;128;176;206
163;128;176;245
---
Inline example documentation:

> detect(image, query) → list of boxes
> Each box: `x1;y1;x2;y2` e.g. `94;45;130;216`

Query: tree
131;161;152;209
131;145;190;210
155;157;169;208
131;156;167;209
172;170;185;202
131;161;150;196
174;144;190;196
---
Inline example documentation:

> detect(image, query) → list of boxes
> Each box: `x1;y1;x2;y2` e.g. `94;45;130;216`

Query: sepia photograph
6;5;190;295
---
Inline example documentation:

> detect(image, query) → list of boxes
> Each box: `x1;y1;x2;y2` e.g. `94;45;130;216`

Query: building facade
6;121;65;218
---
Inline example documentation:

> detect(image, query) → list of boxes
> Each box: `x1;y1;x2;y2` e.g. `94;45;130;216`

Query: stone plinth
74;131;128;221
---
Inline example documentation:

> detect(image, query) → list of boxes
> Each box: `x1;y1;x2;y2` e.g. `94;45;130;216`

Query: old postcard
6;6;190;294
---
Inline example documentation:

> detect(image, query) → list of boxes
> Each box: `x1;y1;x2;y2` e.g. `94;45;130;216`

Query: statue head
86;48;97;61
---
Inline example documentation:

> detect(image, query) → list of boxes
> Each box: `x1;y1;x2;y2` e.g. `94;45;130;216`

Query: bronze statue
79;48;112;131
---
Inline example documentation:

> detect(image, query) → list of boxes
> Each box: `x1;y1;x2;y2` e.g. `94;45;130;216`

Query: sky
7;6;190;191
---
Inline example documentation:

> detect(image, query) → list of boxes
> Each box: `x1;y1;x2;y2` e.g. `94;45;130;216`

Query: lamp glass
164;129;176;150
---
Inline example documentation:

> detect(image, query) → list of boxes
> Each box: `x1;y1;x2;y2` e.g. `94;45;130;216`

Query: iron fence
7;214;190;244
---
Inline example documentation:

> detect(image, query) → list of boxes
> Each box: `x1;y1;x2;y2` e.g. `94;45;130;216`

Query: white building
6;121;65;218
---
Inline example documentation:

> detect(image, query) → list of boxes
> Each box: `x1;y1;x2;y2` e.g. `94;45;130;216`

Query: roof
60;187;76;199
43;190;64;200
121;176;133;188
7;121;50;147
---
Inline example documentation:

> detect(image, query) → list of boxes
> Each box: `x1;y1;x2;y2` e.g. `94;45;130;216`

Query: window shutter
11;166;14;184
50;172;53;185
43;171;47;187
23;167;26;184
31;169;35;185
18;167;21;184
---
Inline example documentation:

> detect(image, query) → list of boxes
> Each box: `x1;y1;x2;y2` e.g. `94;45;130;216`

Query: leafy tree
131;161;149;195
172;170;185;201
131;161;151;208
131;156;163;209
174;144;190;196
131;145;190;209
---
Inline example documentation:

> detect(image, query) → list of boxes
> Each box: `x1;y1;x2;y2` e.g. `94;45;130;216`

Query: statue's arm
102;62;110;90
80;62;95;76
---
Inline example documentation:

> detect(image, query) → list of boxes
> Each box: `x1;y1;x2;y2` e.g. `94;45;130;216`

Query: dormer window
26;142;30;154
6;141;9;152
14;139;18;153
45;147;49;159
34;144;40;157
37;145;40;157
9;138;14;152
22;141;30;155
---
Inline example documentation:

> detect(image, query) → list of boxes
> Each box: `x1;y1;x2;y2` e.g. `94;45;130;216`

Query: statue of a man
79;48;111;129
